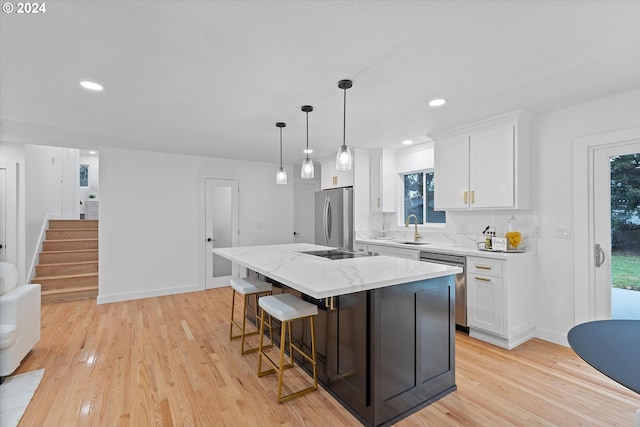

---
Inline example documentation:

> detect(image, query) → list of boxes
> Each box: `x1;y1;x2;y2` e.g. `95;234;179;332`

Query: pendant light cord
305;111;310;160
279;127;283;167
342;86;347;148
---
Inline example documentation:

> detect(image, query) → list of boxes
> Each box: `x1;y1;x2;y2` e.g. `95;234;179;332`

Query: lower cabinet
372;276;456;425
466;255;536;349
295;276;455;427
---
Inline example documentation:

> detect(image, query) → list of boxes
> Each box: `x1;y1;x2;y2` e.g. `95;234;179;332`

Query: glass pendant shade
276;166;287;185
336;145;352;170
301;158;314;179
336;79;353;171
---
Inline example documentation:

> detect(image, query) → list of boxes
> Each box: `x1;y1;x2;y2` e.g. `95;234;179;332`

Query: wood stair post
33;219;99;303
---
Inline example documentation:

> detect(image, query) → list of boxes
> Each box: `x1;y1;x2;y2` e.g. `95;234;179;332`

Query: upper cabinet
370;148;397;212
432;110;535;210
321;157;354;189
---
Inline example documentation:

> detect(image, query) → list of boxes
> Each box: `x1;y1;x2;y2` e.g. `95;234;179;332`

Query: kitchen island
214;243;462;427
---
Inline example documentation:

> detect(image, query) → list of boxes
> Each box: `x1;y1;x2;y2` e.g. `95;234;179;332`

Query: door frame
200;178;239;289
573;126;640;324
0;162;18;266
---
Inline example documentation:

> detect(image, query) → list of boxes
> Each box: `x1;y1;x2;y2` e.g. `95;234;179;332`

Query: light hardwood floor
13;287;639;426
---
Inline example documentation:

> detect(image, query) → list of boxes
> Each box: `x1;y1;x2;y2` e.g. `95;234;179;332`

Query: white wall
24;145;79;280
97;147;294;303
533;89;640;345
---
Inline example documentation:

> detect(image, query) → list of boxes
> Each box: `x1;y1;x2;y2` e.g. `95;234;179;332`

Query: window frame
401;169;446;228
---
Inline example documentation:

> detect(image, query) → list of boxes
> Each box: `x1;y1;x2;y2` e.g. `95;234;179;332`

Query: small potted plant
88;193;97;199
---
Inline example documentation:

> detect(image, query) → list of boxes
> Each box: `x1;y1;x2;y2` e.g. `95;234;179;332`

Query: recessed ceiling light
89;151;96;154
304;149;313;154
80;81;103;91
402;140;414;145
428;98;446;107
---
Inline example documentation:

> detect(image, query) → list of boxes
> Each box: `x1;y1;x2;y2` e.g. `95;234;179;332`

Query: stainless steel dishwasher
419;251;467;332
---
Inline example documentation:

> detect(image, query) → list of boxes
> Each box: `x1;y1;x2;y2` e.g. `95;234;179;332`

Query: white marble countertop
213;243;462;299
357;238;537;259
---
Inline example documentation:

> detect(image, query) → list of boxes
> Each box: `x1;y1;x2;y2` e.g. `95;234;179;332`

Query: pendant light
275;122;287;185
336;79;353;170
300;105;315;179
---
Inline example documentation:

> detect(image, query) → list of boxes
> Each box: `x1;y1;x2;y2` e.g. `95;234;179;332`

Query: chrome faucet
405;214;421;242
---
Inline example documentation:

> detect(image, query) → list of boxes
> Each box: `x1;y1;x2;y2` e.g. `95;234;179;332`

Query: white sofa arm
0;283;41;376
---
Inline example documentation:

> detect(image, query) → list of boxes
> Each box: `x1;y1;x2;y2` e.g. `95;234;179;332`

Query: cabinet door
470;125;515;208
328;293;370;414
467;273;504;336
321;159;354;190
370;154;382;212
434;135;470;209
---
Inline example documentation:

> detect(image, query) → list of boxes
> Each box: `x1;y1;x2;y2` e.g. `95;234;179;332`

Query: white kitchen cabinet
467;258;504;335
365;243;419;260
466;255;536;349
321;158;353;190
370;148;397;212
433;110;534;210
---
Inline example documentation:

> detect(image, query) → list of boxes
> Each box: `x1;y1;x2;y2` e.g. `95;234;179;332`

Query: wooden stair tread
41;286;98;295
37;260;98;267
41;249;98;254
44;238;98;243
47;228;98;231
33;272;98;281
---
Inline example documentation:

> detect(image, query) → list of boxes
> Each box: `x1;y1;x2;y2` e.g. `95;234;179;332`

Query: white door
0;162;17;265
593;141;640;319
205;179;239;289
294;181;317;243
0;167;6;262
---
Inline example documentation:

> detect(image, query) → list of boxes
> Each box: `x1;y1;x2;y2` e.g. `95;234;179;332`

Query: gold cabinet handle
470;190;475;204
475;265;492;270
474;276;492;282
377;197;381;208
463;191;468;204
324;296;336;311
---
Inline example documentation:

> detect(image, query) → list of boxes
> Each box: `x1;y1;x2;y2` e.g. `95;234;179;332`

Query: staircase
33;219;99;303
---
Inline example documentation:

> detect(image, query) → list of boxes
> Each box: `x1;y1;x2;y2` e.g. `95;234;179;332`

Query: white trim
97;283;202;304
26;213;60;283
0;162;18;266
573;126;640;325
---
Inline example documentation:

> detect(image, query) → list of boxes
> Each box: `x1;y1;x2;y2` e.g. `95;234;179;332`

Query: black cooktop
302;249;369;260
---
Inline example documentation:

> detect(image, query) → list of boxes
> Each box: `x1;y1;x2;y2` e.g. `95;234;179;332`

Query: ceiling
2;1;640;166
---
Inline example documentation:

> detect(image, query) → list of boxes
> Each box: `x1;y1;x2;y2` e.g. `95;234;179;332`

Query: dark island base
247;274;457;427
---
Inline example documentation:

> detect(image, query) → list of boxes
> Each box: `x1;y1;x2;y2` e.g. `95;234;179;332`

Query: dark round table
567;319;640;394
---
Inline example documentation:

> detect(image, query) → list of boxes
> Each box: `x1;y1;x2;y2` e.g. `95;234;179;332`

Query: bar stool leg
229;289;237;341
240;294;249;353
276;319;288;402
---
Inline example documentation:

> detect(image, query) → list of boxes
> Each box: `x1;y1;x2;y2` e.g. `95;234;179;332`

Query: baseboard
96;283;203;304
534;327;569;347
469;328;535;350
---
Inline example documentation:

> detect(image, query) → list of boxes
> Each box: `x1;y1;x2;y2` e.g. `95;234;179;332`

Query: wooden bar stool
257;293;318;403
229;277;273;355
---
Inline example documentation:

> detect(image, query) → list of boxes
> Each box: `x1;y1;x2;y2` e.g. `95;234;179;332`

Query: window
80;164;89;187
403;171;446;224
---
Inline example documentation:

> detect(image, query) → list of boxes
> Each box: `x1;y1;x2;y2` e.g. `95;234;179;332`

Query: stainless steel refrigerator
314;187;353;251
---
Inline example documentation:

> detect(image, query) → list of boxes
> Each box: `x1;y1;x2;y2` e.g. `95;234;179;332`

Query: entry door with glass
205;179;239;289
593;141;640;319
